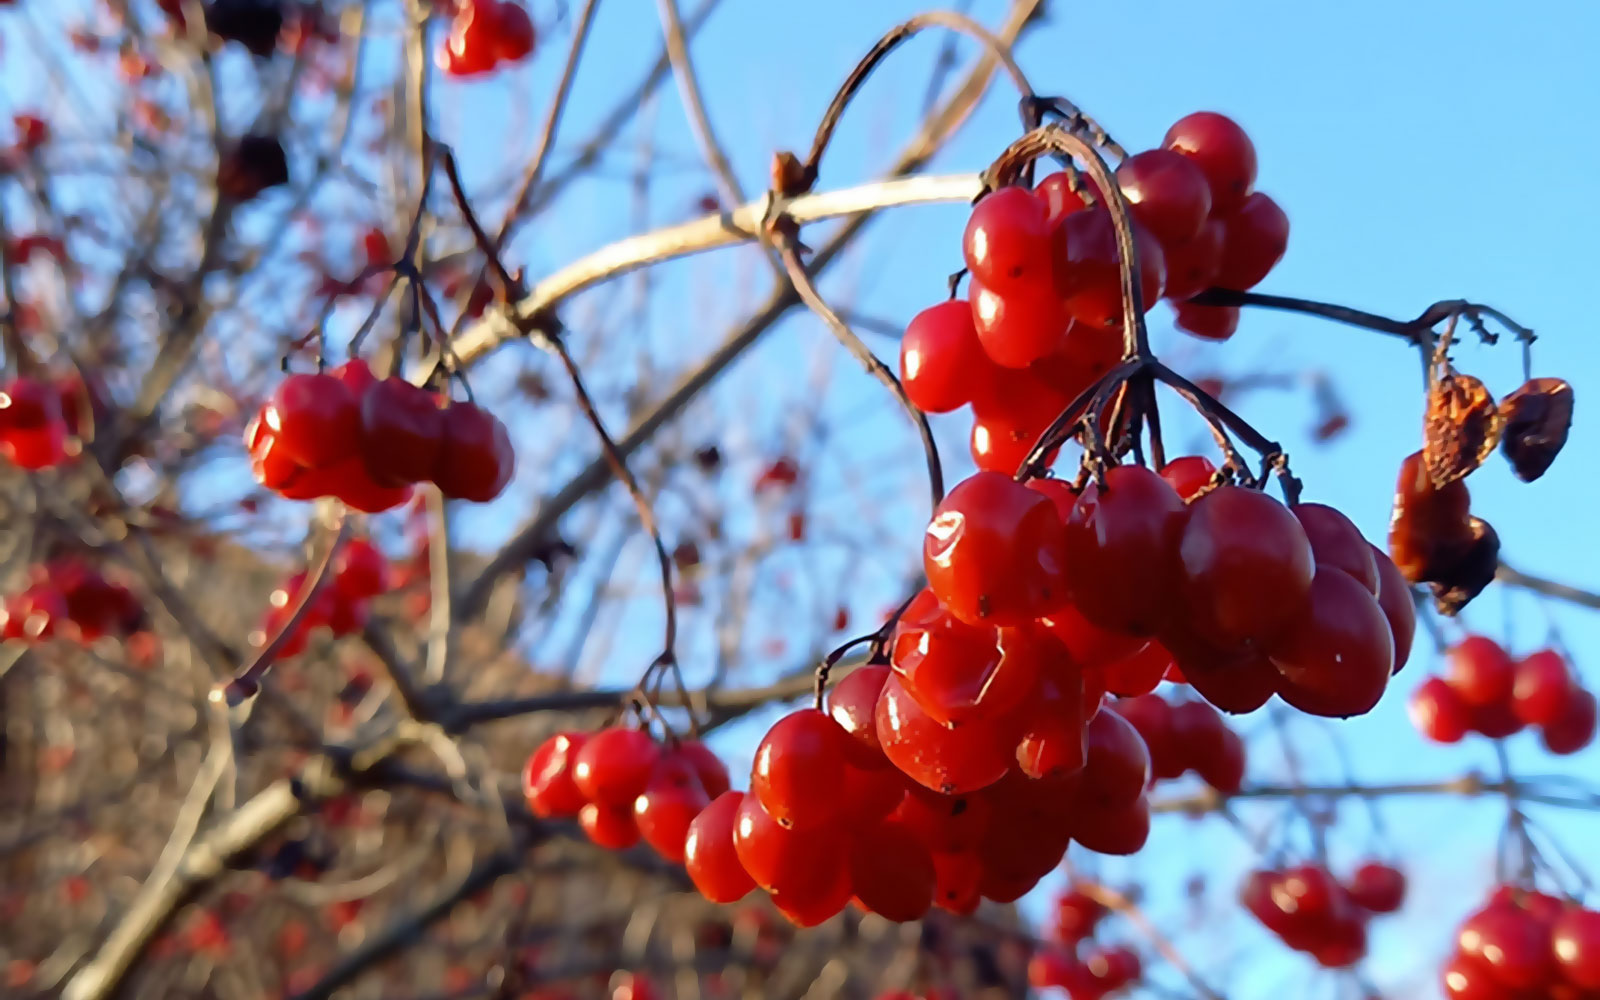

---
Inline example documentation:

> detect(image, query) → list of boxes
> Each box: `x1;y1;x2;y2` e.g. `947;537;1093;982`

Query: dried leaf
1430;517;1501;616
1499;377;1574;482
1423;372;1504;489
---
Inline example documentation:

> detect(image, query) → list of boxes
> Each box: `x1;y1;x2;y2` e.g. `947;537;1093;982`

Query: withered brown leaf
1423;372;1504;489
1498;377;1574;482
1429;516;1501;616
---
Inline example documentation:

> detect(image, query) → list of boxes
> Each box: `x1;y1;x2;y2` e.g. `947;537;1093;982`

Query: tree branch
1496;562;1600;611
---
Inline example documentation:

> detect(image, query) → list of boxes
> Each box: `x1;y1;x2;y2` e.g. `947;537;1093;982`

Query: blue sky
8;0;1598;996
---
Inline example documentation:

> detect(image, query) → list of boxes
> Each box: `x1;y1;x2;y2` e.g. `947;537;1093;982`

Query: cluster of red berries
1109;692;1246;794
1410;636;1596;753
439;0;536;76
0;373;101;470
0;558;147;644
522;726;732;860
1241;861;1406;968
251;538;390;658
898;112;1286;474
246;359;513;512
1443;887;1600;998
916;458;1414;729
1028;886;1143;998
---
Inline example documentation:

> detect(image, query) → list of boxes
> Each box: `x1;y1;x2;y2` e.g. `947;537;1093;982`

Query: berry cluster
522;727;731;861
898;111;1287;473
0;373;96;470
918;459;1413;727
1241;861;1406;968
1444;887;1600;997
1389;449;1500;615
251;538;391;658
0;558;147;645
1028;886;1143;998
1109;692;1246;794
439;0;537;76
1409;636;1596;753
246;359;514;512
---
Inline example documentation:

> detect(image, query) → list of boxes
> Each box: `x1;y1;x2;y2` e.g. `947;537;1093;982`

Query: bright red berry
963;185;1053;295
751;708;852;830
923;471;1069;626
899;300;987;412
1268;567;1394;718
1116;148;1212;246
1162;112;1257;214
1215;192;1289;290
1063;463;1188;636
684;791;757;903
433;400;514;502
359;377;443;485
522;731;589;818
572;727;660;807
1177;485;1315;646
1512;649;1575;727
1447;636;1516;708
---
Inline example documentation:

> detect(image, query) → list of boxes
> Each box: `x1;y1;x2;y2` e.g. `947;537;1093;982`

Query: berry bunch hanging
898;111;1288;474
1028;885;1143;999
1444;886;1600;998
0;373;89;470
1109;691;1246;794
0;558;147;645
1240;861;1406;968
251;537;391;659
1409;636;1596;753
246;359;513;512
439;0;537;77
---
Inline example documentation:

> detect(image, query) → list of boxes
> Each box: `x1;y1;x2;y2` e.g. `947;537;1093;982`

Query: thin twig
1496;563;1600;611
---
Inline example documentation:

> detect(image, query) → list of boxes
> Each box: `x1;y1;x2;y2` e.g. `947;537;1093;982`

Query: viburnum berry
1161;625;1280;713
1013;658;1090;780
1173;302;1240;341
578;801;640;850
1215;191;1290;290
572;727;659;806
1542;689;1597;756
963;185;1052;295
751;708;851;830
849;820;935;922
1447;635;1516;708
522;731;588;818
890;785;989;855
898;300;987;412
1268;566;1394;718
684;791;756;903
1553;907;1600;989
1034;169;1100;225
433;399;514;502
826;663;891;768
890;590;1043;726
673;739;731;798
1370;543;1417;672
1099;638;1170;696
1116;148;1212;246
1076;707;1151;807
1054;209;1168;329
1511;649;1574;727
359;377;443;485
1159;454;1217;501
930;849;983;914
1070;792;1152;856
333;538;389;602
923;471;1069;626
1063;463;1188;636
1161;217;1226;302
1458;903;1555;990
730;791;835;893
1409;676;1471;743
263;373;359;469
441;0;537;76
633;753;710;862
1163;111;1257;214
875;672;1012;794
1346;861;1406;914
1177;485;1315;647
969;276;1077;370
1292;502;1379;594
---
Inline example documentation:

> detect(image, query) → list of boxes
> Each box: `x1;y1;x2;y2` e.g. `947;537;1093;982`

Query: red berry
433;400;514;502
1034;170;1099;225
359;377;443;485
494;2;536;62
1178;486;1315;646
1163;112;1257;214
730;792;836;892
899;300;987;412
1014;660;1090;780
1542;689;1597;756
1370;543;1417;672
1441;953;1503;1000
1473;698;1526;740
1292;502;1379;594
1215;192;1290;290
264;373;359;469
1268;567;1394;718
1055;210;1168;329
674;739;730;798
1448;636;1516;708
1162;625;1279;714
684;791;756;903
1162;218;1226;302
1063;464;1188;636
334;538;389;601
1116;148;1212;246
572;727;660;806
770;867;851;927
1158;454;1217;501
849;821;935;922
578;801;640;850
969;276;1074;368
1099;640;1171;697
1071;794;1151;856
1196;726;1247;794
1346;861;1406;914
1111;693;1178;780
963;185;1053;295
1512;649;1575;727
890;785;989;854
441;0;501;76
827;663;891;768
751;709;852;829
923;471;1070;626
890;593;1043;726
1410;676;1471;743
634;755;710;863
1077;707;1151;807
521;731;588;818
1173;302;1240;341
1458;904;1554;990
931;850;983;914
875;673;1011;794
328;456;413;513
1553;907;1600;989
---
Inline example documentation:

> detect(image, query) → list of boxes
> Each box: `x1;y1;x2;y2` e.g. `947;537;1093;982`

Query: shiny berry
1163;112;1257;214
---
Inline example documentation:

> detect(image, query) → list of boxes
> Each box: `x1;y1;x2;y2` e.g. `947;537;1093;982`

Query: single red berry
673;739;730;798
634;755;710;863
963;185;1053;295
1111;693;1179;780
1269;567;1394;718
1099;640;1171;697
1552;907;1600;989
494;1;536;62
1441;953;1504;1000
1173;302;1240;341
1473;698;1526;740
1178;485;1315;646
1159;454;1217;501
264;373;360;469
1034;170;1100;225
1077;707;1151;807
751;708;852;830
441;0;501;76
1161;218;1226;302
1458;904;1555;990
923;471;1070;626
849;821;936;922
1542;689;1597;756
890;785;990;854
730;792;836;892
334;538;389;601
1512;649;1575;727
1215;192;1290;290
1410;676;1470;742
891;594;1043;727
969;276;1074;369
1014;660;1090;780
572;727;660;806
1071;793;1151;856
827;663;892;768
875;673;1011;794
1370;543;1417;673
769;866;852;927
1292;502;1379;593
899;300;987;412
1116;148;1212;246
1161;623;1279;713
326;456;413;513
1054;210;1167;329
521;731;589;818
684;791;757;903
359;377;443;485
433;400;514;502
1447;636;1516;708
1346;861;1406;914
1162;112;1257;214
1063;464;1188;636
1196;725;1247;794
578;800;640;850
931;850;984;914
